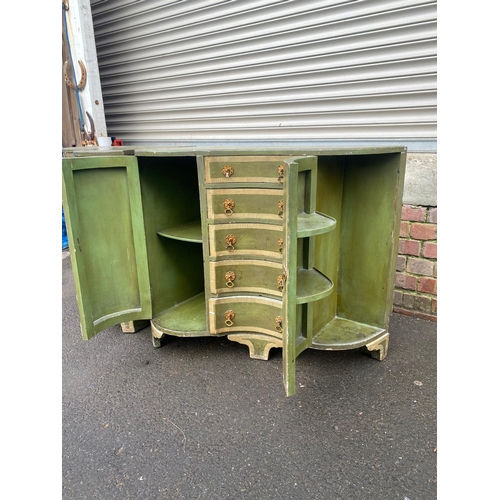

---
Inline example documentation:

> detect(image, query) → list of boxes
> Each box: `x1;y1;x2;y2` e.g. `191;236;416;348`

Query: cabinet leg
152;334;163;348
362;332;389;361
120;320;150;334
227;334;282;360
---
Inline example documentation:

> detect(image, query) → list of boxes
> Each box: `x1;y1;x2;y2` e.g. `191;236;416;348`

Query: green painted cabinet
62;147;406;396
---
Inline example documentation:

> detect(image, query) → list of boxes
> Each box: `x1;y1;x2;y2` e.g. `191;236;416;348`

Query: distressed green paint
209;298;282;335
205;156;289;183
313;157;345;333
337;153;404;328
207;188;284;221
211;260;283;296
209;224;284;258
152;293;207;336
296;268;333;304
138;157;205;318
157;221;202;243
312;317;385;349
63;147;406;396
62;156;152;340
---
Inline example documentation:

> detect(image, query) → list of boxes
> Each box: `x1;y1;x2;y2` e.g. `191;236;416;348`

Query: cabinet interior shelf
311;317;385;350
152;293;208;336
297;212;337;238
157;220;202;243
296;268;333;304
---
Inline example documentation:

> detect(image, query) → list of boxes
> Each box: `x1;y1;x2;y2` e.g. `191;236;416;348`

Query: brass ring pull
278;237;284;253
277;269;287;291
275;316;283;333
222;166;234;178
225;310;235;327
225;271;235;288
278;200;284;218
225;234;236;251
277;275;284;291
277;165;284;183
224;198;235;216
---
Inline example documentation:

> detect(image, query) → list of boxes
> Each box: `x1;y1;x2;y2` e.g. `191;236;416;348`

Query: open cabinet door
282;157;318;396
62;156;152;340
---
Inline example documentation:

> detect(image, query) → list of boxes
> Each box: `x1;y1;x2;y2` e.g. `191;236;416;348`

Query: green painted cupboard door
282;157;317;396
62;156;152;340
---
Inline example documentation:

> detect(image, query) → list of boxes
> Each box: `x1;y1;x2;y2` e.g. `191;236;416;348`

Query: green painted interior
152;293;207;335
296;268;333;304
157;221;202;243
138;157;205;318
337;154;401;328
313;156;345;334
311;317;385;350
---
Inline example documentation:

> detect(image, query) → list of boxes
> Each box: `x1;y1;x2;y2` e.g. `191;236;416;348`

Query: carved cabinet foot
120;320;150;334
152;335;163;348
362;332;389;361
227;333;282;360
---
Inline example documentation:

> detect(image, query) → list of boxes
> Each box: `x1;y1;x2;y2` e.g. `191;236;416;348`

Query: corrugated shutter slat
90;0;437;149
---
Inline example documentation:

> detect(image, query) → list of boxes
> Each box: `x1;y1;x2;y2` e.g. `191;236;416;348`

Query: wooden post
64;0;107;140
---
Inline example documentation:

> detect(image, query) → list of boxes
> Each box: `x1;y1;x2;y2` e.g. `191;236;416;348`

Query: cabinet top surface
63;145;407;158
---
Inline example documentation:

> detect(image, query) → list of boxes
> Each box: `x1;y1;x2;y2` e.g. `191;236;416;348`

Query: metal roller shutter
90;0;437;151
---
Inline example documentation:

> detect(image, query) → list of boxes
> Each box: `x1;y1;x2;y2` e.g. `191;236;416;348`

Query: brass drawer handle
224;198;235;215
275;316;283;333
278;200;284;218
222;165;234;178
277;269;287;291
277;274;284;291
225;234;237;251
225;310;235;327
277;164;284;183
278;237;283;253
225;271;236;287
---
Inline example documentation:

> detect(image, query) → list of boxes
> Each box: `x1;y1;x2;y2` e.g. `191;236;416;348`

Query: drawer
208;223;284;259
204;156;288;184
208;296;283;336
209;259;284;297
206;188;284;222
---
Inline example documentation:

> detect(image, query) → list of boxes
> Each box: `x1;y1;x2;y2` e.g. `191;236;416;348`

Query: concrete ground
62;252;437;500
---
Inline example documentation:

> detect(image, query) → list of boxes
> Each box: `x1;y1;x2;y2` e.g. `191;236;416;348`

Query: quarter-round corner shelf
297;212;337;238
296;268;333;304
157;220;202;243
311;317;385;350
151;293;208;337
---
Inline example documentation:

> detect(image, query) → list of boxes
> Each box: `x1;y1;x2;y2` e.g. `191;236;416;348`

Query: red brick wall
393;205;437;321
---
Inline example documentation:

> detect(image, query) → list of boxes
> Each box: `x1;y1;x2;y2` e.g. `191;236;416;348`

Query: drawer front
208;296;283;336
209;260;284;297
206;188;284;222
204;156;287;184
208;223;284;259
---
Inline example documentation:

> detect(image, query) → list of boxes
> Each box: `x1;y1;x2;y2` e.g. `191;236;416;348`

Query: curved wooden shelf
157;220;202;243
311;317;385;350
151;293;208;337
297;212;337;238
296;268;333;304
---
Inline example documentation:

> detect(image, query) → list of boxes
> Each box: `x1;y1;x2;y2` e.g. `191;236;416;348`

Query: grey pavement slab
62;252;437;500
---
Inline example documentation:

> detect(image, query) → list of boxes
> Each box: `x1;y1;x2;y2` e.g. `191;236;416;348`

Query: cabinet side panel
337;153;403;328
312;157;344;333
73;167;142;323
